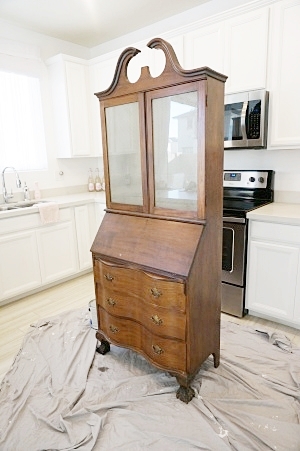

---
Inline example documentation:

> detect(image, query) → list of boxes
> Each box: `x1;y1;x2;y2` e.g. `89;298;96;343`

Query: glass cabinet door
148;84;199;216
102;95;147;211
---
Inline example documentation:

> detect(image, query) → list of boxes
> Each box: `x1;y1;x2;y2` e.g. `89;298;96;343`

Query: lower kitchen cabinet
0;230;41;299
74;204;96;270
36;220;78;284
0;202;100;304
246;220;300;328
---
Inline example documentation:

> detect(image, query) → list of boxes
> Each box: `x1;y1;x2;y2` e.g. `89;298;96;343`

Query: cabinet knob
151;314;163;326
106;297;116;307
152;344;164;355
150;287;162;298
109;325;119;334
104;273;114;282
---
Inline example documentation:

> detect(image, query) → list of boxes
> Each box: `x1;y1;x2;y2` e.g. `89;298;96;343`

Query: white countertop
0;191;106;219
247;202;300;226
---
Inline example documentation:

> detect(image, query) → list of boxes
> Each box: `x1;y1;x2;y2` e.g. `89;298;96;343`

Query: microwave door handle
240;101;248;141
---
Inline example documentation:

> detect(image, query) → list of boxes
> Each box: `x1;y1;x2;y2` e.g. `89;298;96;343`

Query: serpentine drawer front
98;307;187;373
94;259;186;340
94;259;186;311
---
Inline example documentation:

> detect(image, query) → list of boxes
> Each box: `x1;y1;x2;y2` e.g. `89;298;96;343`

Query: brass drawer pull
150;287;162;298
104;273;114;282
106;297;116;307
151;314;163;326
152;344;164;355
109;325;119;334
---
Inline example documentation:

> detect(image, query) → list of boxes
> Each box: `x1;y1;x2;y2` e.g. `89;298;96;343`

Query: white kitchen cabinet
0;230;41;299
246;220;300;328
36;219;78;284
35;207;79;284
74;204;96;270
184;7;269;93
267;0;300;148
184;23;225;74
94;202;106;227
47;54;93;157
0;201;98;304
223;8;269;93
89;55;118;156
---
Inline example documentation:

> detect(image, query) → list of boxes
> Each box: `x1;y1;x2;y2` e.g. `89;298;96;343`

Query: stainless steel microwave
224;89;269;149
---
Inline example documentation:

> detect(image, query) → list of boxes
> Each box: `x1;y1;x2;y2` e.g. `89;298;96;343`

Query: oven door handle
223;216;246;224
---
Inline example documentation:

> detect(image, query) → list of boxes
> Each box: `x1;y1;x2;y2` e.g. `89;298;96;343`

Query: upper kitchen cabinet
184;8;269;94
47;54;94;158
267;0;300;149
89;54;119;157
223;8;269;93
184;22;225;75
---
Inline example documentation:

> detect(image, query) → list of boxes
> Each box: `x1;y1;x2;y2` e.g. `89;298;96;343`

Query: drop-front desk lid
91;212;204;278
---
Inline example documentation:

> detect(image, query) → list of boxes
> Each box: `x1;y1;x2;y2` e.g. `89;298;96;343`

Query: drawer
93;259;186;311
95;283;186;340
98;307;186;373
250;221;300;244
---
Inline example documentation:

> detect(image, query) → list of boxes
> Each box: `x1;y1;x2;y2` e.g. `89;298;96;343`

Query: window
0;70;48;171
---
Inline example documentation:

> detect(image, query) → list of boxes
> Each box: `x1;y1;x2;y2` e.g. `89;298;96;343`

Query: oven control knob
249;177;255;182
258;177;265;183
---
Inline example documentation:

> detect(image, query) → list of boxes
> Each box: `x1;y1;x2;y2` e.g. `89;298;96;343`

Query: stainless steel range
222;170;274;317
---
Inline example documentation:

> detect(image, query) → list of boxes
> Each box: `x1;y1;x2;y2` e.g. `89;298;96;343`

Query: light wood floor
1;272;300;382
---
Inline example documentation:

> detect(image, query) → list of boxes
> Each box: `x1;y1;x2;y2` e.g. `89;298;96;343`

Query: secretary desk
91;38;227;403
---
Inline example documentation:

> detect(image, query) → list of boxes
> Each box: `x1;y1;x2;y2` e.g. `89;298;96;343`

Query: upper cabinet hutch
91;38;227;403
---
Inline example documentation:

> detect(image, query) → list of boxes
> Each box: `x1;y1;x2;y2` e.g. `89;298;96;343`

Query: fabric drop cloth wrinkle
0;309;299;451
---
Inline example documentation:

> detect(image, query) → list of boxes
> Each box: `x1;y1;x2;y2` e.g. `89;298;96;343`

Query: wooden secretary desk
91;38;227;403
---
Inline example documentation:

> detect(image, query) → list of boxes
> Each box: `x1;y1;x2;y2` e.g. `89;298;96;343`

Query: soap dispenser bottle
95;168;102;192
88;168;94;192
24;182;31;201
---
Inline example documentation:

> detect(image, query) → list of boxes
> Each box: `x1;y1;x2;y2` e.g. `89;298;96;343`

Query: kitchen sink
0;200;48;211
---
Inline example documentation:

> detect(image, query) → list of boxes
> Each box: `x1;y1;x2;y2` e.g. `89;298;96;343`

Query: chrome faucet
2;167;22;203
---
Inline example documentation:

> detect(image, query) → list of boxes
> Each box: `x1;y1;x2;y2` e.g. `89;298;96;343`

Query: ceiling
0;0;210;48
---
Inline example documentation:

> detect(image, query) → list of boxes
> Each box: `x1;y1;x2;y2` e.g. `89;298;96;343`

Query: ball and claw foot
96;340;110;355
176;385;195;403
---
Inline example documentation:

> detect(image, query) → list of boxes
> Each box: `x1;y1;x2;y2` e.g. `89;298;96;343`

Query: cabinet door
74;205;94;270
65;62;91;156
36;222;78;284
89;56;118;156
95;202;106;227
47;55;92;157
224;8;269;93
102;93;148;213
268;0;300;148
184;23;225;73
0;231;41;300
246;240;299;321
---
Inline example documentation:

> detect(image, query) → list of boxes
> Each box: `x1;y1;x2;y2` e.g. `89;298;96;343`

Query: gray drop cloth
0;309;299;451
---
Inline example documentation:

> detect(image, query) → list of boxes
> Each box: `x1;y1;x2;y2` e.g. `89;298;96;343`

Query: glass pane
152;91;198;211
105;102;143;205
224;102;244;141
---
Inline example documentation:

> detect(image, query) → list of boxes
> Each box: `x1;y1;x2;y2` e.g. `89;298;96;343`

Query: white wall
0;20;102;199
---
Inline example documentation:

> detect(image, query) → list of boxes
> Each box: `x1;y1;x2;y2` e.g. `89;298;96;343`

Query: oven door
222;219;247;286
222;218;248;317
